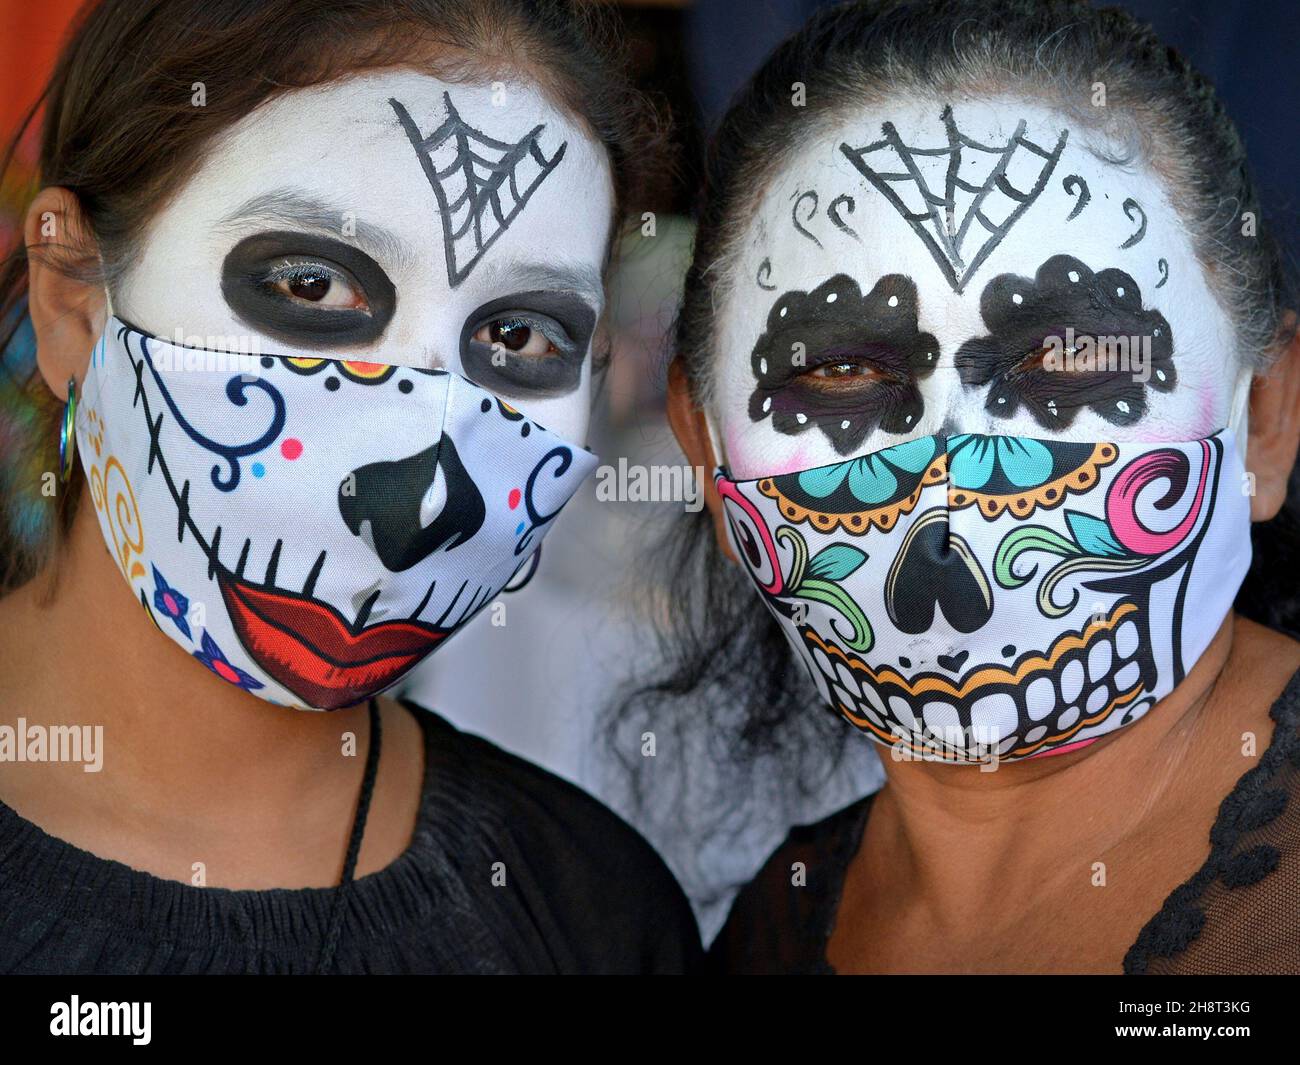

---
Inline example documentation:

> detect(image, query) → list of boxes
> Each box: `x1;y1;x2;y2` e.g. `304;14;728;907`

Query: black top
0;701;703;974
708;665;1300;975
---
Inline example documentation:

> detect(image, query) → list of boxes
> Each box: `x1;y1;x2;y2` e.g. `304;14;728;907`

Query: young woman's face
710;96;1242;479
113;68;614;444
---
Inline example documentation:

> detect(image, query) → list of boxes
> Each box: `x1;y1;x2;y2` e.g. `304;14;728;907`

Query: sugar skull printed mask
716;429;1251;763
76;318;598;710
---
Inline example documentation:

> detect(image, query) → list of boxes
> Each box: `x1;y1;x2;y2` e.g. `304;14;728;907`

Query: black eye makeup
748;273;939;455
221;231;397;349
955;254;1175;428
459;290;596;398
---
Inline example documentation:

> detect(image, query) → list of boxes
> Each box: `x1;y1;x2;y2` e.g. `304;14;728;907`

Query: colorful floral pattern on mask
718;430;1251;763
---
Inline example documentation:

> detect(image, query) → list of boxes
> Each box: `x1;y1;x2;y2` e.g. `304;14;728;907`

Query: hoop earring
58;376;78;482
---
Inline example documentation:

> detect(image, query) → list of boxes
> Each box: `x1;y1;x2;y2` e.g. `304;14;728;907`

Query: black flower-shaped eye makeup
460;290;597;398
747;272;939;455
221;231;397;348
955;254;1175;428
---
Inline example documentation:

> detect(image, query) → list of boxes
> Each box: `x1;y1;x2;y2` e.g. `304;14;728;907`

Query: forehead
721;95;1222;354
145;68;614;290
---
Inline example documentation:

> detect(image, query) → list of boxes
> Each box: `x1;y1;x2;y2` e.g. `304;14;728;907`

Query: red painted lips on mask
218;573;447;709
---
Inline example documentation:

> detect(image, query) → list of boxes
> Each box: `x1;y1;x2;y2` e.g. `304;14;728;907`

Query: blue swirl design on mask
126;326;286;492
515;445;575;556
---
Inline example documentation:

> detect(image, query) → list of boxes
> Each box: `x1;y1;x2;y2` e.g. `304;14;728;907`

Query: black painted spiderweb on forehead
390;93;568;288
840;106;1067;294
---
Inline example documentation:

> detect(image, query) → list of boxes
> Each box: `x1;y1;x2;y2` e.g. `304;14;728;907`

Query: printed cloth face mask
716;429;1252;762
76;317;598;710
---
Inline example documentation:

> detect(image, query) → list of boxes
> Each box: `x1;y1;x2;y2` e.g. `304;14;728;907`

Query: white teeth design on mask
835;662;860;697
888;696;919;732
1025;676;1056;721
1113;661;1142;691
801;601;1157;760
1060;659;1085;703
970;692;1018;742
860;682;888;718
1115;620;1140;660
1088;639;1112;682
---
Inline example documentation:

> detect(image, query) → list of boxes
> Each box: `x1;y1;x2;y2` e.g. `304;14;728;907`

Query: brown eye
805;360;883;384
288;270;330;301
266;260;369;312
473;317;556;358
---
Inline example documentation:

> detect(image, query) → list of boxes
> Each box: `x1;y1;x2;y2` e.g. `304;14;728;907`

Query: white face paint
711;97;1243;479
114;68;614;444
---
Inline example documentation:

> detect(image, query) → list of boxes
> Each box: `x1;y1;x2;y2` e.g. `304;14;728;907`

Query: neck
0;496;373;833
867;612;1239;907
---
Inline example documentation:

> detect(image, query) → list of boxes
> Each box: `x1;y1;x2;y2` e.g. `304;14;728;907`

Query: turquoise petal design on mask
795;435;936;504
996;436;1053;487
948;434;1053;490
798;455;901;503
797;461;853;499
1065;510;1127;557
881;434;938;473
948;434;995;489
846;456;899;502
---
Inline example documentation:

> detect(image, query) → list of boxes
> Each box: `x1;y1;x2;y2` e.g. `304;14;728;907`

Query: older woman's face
113;68;614;444
710;97;1242;479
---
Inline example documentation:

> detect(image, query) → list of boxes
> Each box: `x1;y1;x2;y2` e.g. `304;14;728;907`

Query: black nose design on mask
885;508;993;634
339;433;486;572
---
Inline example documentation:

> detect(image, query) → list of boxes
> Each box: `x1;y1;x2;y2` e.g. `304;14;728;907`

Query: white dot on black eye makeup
997;397;1007;404
840;420;850;429
759;358;768;374
1047;399;1058;415
762;397;772;413
1068;271;1080;283
888;295;899;307
1117;400;1130;413
795;412;807;424
1012;293;1023;305
1116;287;1125;297
905;414;912;423
1156;369;1166;381
826;293;838;303
779;306;788;317
1154;328;1161;336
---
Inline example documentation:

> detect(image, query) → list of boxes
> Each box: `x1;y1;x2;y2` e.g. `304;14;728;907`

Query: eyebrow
469;259;605;308
217;188;417;273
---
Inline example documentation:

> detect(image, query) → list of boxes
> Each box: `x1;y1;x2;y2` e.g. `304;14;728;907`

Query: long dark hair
609;0;1299;837
0;0;658;591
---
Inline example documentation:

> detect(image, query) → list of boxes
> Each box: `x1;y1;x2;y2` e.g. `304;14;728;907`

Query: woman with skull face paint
645;0;1300;974
0;0;703;974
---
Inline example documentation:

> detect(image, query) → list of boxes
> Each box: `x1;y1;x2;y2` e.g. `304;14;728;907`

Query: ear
666;357;737;563
25;186;106;401
1246;313;1300;522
